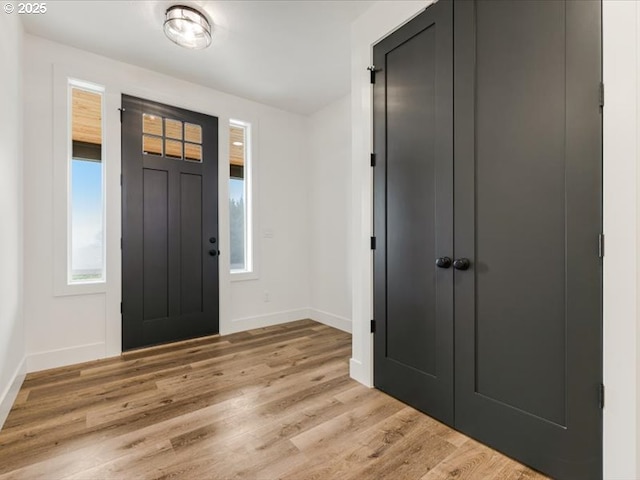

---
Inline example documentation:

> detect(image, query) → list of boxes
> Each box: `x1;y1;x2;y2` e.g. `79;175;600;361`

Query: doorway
373;1;602;478
121;95;219;350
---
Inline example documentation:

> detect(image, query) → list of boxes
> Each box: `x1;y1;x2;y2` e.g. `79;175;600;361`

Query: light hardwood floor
0;320;549;480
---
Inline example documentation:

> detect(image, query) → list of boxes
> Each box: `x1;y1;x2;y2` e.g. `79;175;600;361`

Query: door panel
142;169;169;321
386;24;437;374
122;95;219;350
474;0;567;425
454;1;602;478
373;0;454;425
180;173;204;316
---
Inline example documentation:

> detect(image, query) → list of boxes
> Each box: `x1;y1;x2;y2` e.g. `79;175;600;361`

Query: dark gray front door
373;1;602;478
121;95;219;351
373;0;454;425
453;1;602;478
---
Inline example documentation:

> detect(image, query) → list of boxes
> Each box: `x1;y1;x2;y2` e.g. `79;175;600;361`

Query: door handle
209;249;219;256
453;258;470;270
435;256;452;268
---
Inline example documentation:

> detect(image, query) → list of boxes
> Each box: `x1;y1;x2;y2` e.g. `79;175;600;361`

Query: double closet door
372;1;602;479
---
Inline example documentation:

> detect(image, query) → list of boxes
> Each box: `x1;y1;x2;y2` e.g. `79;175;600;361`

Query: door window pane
143;113;163;136
70;86;104;283
165;118;183;140
185;123;202;144
165;139;183;159
185;143;202;162
143;135;163;156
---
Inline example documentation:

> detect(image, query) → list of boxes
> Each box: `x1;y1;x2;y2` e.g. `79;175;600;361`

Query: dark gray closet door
122;95;219;351
373;0;454;425
454;1;602;478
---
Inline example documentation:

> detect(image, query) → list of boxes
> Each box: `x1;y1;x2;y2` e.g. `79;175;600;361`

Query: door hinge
599;383;605;409
120;302;123;314
371;236;376;250
371;319;376;333
370;153;377;167
367;65;377;84
120;174;123;186
120;238;122;250
598;233;604;258
599;82;604;108
118;107;126;122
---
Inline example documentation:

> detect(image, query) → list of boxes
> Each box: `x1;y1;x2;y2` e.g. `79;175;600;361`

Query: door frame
109;88;232;355
350;1;634;477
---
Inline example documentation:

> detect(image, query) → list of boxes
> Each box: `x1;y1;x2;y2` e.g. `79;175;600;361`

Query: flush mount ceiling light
164;5;212;50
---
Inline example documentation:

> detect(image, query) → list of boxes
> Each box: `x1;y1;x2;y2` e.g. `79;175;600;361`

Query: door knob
453;258;470;270
435;256;452;268
209;249;218;256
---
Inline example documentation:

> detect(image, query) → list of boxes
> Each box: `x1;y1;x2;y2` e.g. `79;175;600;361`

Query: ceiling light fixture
164;5;212;50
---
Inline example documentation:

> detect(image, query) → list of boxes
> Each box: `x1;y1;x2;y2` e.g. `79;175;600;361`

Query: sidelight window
229;120;253;274
69;82;105;284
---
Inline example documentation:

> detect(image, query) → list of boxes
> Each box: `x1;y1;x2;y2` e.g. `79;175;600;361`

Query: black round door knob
209;249;218;256
435;256;452;268
453;258;470;270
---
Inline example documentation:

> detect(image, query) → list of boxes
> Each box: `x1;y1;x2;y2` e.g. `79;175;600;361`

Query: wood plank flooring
0;320;549;480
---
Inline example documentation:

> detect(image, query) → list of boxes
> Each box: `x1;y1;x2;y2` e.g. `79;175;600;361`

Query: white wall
307;95;352;333
0;13;25;427
603;2;640;477
23;34;310;370
350;1;640;478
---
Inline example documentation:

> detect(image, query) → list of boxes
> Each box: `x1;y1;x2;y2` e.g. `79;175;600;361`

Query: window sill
54;280;107;297
230;271;259;282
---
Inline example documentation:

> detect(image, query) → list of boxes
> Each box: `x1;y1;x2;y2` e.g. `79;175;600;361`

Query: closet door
373;0;454;425
453;1;602;478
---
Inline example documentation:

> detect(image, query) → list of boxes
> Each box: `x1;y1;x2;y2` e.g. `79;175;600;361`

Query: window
229;120;252;274
141;114;204;162
69;83;105;283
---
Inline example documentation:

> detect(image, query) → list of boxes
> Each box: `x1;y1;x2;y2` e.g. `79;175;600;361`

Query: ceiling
21;0;375;115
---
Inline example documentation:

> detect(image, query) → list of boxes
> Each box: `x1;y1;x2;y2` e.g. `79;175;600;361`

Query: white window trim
53;67;108;296
229;118;258;282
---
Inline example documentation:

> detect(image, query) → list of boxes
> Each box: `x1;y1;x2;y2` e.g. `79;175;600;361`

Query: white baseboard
26;342;105;373
0;356;27;430
21;310;351;375
222;308;312;335
308;309;352;333
223;308;353;336
350;357;373;388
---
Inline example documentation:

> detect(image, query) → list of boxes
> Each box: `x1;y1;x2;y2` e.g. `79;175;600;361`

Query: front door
373;0;454;426
121;95;219;351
